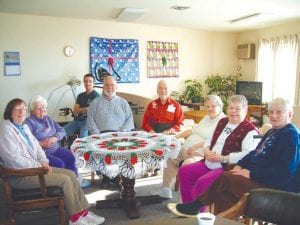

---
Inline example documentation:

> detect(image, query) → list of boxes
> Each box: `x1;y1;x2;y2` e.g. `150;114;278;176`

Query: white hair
204;95;224;109
29;95;48;111
268;97;293;113
228;95;248;109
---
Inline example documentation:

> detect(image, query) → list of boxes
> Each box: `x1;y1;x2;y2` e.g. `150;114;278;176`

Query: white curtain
257;34;299;104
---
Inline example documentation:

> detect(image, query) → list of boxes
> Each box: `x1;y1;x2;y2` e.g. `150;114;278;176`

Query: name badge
167;105;176;113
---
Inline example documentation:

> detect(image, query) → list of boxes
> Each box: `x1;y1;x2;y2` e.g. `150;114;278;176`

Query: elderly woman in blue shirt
25;95;77;175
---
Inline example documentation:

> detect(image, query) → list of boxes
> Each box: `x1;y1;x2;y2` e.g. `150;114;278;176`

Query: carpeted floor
9;173;179;225
87;174;179;225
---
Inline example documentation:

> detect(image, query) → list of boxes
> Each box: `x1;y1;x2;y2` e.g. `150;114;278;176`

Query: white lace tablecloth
70;131;181;179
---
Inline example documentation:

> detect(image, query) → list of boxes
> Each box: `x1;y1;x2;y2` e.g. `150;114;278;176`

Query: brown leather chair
0;164;67;225
0;219;15;225
218;188;300;225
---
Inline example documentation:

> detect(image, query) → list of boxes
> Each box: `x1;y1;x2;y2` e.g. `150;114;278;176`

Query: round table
71;131;181;218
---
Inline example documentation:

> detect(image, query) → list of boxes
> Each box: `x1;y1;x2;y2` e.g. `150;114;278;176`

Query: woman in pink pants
178;95;260;204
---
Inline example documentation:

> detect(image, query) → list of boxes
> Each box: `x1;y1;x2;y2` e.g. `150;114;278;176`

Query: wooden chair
0;164;67;225
218;188;300;225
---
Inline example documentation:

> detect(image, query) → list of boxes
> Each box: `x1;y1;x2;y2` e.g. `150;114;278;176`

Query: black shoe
167;201;201;217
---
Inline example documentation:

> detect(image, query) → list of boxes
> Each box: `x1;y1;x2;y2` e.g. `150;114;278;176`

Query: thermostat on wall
63;46;74;57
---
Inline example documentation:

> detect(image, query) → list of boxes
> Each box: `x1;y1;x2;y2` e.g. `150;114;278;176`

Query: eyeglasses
227;107;242;112
13;107;28;112
205;104;217;109
34;106;47;110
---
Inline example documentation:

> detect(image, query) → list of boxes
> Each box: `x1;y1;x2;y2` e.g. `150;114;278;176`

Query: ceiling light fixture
229;13;261;23
115;8;146;22
170;6;190;10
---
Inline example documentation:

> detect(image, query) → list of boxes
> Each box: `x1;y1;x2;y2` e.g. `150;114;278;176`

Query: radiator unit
237;43;255;59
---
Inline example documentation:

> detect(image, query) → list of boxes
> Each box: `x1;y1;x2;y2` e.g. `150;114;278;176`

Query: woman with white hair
25;95;77;175
175;95;259;206
155;95;226;199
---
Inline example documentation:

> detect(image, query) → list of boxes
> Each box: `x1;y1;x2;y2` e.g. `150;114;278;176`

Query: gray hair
268;97;293;113
103;75;116;84
157;79;167;89
204;95;223;109
228;95;248;109
29;95;48;111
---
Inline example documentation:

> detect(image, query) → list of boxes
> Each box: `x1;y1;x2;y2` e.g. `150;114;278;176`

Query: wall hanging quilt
147;41;179;78
90;37;139;83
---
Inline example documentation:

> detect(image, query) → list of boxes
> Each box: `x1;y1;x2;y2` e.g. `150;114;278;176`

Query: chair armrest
0;166;48;178
218;192;249;220
0;165;49;198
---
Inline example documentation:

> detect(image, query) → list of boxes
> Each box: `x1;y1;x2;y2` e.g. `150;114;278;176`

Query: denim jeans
63;120;88;138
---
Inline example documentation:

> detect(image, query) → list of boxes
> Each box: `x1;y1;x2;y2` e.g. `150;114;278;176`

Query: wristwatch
222;155;228;163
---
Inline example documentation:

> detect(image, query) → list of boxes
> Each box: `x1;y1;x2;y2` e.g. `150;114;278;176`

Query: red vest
210;117;257;156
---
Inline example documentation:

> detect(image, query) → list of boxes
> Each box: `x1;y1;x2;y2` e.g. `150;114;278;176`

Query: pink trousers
178;161;224;203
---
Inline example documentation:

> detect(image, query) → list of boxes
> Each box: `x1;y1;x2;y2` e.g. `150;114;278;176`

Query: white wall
0;13;238;122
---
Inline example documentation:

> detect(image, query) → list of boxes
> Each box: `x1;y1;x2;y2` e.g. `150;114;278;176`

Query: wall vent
237;43;255;59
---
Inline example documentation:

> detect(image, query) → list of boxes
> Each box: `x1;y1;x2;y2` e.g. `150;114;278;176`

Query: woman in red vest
176;95;259;209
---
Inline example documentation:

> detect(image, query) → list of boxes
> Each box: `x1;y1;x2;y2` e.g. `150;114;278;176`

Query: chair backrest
245;188;300;225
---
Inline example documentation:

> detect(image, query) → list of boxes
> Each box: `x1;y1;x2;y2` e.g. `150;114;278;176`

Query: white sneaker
83;211;105;225
69;216;90;225
151;187;173;199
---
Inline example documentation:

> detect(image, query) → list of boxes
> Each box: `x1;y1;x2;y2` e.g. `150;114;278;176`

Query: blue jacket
238;123;300;193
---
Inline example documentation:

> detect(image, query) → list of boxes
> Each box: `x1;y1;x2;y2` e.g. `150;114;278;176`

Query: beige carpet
87;174;179;225
8;174;179;225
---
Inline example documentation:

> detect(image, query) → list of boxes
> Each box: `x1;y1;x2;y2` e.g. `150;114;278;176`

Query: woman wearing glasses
171;95;259;211
0;98;105;225
25;95;77;175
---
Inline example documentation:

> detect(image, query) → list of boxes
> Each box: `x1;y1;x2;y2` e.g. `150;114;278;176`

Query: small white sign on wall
4;51;21;76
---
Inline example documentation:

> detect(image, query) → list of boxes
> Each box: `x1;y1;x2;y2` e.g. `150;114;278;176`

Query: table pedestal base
95;176;163;219
96;195;163;219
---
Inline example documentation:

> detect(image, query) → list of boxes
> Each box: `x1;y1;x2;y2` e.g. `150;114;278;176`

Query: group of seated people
0;72;300;225
166;96;300;218
0;75;180;225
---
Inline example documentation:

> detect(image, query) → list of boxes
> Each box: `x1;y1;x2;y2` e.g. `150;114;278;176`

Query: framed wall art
90;37;139;83
147;41;178;78
4;52;21;76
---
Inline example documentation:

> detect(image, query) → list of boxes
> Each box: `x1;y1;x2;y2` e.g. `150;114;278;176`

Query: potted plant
170;90;184;104
171;79;204;104
205;73;242;109
182;79;203;103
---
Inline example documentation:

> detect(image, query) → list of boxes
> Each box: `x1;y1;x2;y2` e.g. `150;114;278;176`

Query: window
257;34;299;104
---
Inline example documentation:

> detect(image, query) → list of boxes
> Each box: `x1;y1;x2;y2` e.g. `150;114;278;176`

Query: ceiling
1;0;300;32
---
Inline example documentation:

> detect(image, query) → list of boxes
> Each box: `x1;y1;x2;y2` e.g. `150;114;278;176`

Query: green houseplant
205;73;242;108
182;79;204;103
170;90;184;103
171;79;204;104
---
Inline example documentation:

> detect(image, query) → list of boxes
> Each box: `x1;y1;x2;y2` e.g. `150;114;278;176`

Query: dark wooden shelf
184;110;207;123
